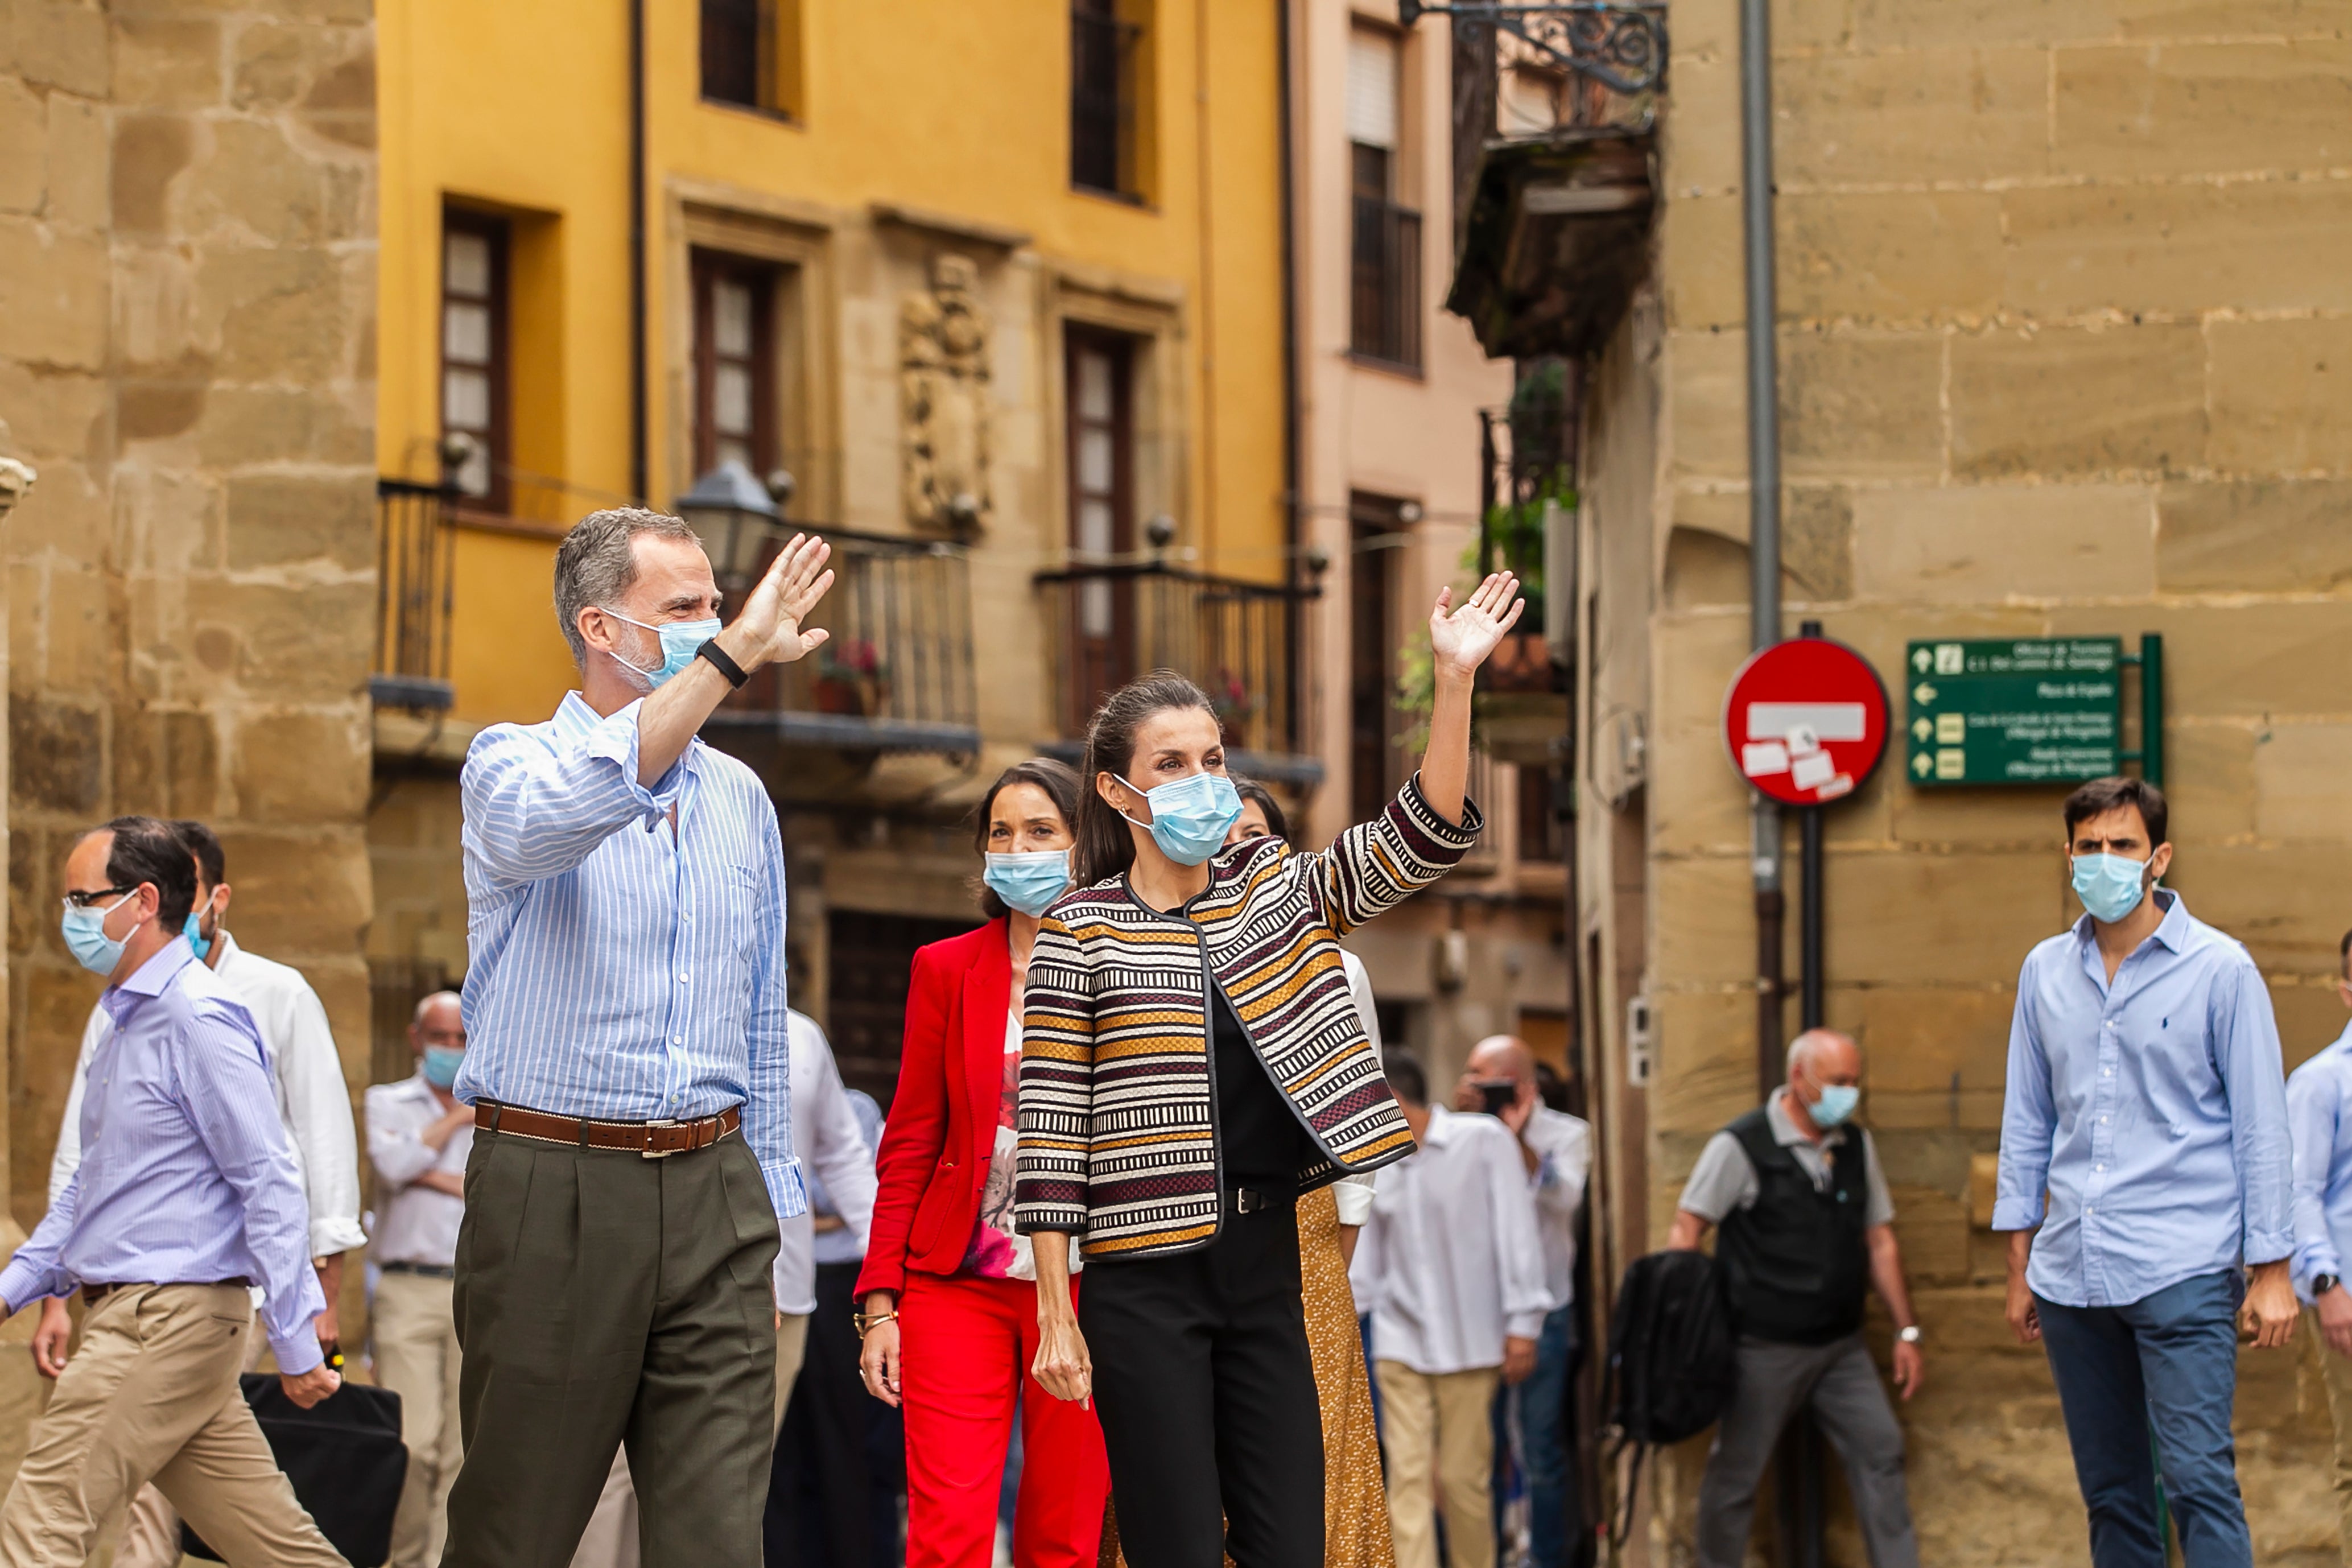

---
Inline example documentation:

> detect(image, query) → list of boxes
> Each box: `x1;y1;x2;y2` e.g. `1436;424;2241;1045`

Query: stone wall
1590;0;2352;1559
0;0;377;1342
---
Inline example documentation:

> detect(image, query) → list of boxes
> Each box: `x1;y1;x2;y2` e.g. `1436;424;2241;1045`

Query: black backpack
1600;1248;1739;1540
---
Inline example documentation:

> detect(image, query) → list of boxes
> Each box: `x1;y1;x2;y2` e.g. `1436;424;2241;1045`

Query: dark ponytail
1071;671;1216;888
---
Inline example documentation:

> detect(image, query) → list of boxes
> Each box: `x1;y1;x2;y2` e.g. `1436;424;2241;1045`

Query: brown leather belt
83;1278;249;1309
475;1101;740;1158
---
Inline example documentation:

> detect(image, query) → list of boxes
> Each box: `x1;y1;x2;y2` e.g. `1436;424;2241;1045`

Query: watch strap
695;639;749;690
2319;1273;2342;1296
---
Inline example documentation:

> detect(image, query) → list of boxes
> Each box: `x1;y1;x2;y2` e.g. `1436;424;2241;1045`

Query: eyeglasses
61;885;138;911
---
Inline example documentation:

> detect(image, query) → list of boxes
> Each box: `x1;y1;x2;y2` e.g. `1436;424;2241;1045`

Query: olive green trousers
442;1127;781;1568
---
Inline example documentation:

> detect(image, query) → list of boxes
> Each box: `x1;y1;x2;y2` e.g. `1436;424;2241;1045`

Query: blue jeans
2036;1270;2251;1568
1491;1305;1581;1568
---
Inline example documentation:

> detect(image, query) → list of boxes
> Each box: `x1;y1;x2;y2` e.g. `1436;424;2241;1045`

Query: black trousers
1081;1201;1325;1568
767;1261;905;1568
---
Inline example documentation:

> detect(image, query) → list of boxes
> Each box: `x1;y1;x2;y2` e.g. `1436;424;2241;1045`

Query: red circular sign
1722;638;1889;806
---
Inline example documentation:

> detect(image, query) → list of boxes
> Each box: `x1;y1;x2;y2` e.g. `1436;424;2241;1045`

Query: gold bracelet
853;1309;898;1337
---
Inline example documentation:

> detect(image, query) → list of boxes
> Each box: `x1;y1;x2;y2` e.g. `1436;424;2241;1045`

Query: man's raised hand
725;532;835;671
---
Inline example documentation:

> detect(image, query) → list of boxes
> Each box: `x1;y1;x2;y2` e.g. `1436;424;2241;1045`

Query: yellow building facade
366;0;1299;1096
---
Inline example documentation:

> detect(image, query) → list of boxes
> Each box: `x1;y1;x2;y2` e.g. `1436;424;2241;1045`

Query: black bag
182;1375;406;1567
1600;1249;1738;1542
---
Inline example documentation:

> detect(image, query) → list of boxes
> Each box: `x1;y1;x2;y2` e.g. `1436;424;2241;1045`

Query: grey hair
552;507;704;666
1786;1028;1854;1075
412;990;462;1028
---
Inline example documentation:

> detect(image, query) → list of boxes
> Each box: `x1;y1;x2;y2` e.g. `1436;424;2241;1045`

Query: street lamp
675;460;782;587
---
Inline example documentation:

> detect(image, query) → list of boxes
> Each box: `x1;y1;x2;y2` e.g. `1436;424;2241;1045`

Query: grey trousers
1694;1334;1920;1568
443;1125;781;1568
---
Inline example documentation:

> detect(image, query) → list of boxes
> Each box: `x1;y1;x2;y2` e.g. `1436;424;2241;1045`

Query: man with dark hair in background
30;819;364;1568
2287;927;2352;1563
0;816;343;1562
1996;776;2294;1568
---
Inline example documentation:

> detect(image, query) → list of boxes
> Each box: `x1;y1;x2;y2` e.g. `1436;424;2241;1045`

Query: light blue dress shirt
2286;1018;2352;1303
0;941;327;1372
1994;890;2295;1309
457;690;804;1218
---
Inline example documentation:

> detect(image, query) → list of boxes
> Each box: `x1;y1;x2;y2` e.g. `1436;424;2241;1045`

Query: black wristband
695;639;749;689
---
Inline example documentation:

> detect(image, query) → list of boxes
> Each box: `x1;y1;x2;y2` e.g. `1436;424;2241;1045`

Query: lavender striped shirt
0;940;326;1373
455;690;803;1218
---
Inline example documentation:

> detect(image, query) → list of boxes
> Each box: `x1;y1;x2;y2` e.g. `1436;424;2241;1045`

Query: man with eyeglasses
0;815;343;1563
30;818;365;1568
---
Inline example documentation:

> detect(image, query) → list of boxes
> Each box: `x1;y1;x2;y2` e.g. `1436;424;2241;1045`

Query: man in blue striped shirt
443;507;833;1568
1995;776;2296;1568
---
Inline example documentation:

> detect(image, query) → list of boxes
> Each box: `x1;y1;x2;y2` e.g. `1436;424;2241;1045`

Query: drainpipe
1276;0;1303;757
629;0;649;505
1740;0;1783;1100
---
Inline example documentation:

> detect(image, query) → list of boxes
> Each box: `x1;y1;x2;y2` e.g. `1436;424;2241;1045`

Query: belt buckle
1233;1187;1262;1214
641;1118;682;1159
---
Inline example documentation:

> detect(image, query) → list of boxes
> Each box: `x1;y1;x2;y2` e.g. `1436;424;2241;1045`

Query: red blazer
855;919;1013;1299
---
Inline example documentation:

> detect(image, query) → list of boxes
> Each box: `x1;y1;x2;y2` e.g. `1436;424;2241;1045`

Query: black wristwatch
2318;1273;2342;1297
695;638;750;689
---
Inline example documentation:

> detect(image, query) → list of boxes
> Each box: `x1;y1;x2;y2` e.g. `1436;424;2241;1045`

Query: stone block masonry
0;0;378;1419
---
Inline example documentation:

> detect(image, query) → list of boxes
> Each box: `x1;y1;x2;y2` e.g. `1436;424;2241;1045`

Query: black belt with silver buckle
379;1261;457;1280
1229;1186;1293;1215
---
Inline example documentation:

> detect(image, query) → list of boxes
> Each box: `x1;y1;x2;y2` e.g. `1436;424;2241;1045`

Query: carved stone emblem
901;254;991;533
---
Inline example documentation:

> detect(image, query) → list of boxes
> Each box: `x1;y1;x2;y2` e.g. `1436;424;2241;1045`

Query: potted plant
814;639;891;717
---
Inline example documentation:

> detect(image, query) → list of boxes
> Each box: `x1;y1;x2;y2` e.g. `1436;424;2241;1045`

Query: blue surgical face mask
422;1046;465;1090
1119;771;1245;868
183;909;212;961
605;609;723;690
985;850;1071;918
2071;851;2151;925
61;898;141;978
1810;1083;1861;1128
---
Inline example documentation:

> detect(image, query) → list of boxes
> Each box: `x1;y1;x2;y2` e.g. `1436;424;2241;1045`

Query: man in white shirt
1351;1054;1550;1568
568;1009;877;1568
30;818;364;1568
366;991;474;1568
1458;1035;1592;1568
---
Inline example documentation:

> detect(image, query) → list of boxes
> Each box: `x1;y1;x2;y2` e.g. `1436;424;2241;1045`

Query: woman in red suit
855;758;1109;1568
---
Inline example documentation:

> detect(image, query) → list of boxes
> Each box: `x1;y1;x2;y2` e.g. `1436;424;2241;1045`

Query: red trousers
899;1272;1109;1568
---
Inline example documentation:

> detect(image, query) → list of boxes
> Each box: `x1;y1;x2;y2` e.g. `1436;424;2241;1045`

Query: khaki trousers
2307;1304;2352;1565
377;1270;466;1568
1373;1360;1500;1568
0;1284;341;1568
114;1319;269;1568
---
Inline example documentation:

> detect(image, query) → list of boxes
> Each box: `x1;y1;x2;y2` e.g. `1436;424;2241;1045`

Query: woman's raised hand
1429;572;1525;679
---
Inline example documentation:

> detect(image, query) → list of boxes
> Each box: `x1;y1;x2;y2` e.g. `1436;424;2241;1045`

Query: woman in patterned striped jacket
1012;572;1525;1568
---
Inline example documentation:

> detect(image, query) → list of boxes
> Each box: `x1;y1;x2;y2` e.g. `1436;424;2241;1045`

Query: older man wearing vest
1669;1028;1925;1568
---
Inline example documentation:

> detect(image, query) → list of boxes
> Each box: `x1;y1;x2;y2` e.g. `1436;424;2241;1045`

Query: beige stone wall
0;0;376;1306
1581;0;2352;1559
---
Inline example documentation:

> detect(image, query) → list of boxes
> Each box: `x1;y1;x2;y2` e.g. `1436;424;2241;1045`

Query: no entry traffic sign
1722;638;1890;807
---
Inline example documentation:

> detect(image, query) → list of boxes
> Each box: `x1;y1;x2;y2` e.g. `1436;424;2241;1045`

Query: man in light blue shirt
443;507;834;1568
2286;927;2352;1564
0;816;341;1564
1995;777;2296;1568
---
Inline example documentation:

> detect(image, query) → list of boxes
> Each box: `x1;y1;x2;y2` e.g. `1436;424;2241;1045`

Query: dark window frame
1070;0;1140;199
700;0;777;113
1350;142;1423;371
1063;325;1138;735
690;250;781;481
440;207;511;514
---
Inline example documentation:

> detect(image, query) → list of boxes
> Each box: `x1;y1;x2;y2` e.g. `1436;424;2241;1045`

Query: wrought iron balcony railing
1352;198;1424;370
1033;562;1321;785
374;478;457;712
705;526;980;756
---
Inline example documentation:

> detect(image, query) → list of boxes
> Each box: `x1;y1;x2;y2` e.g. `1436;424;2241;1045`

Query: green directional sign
1904;638;2123;786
